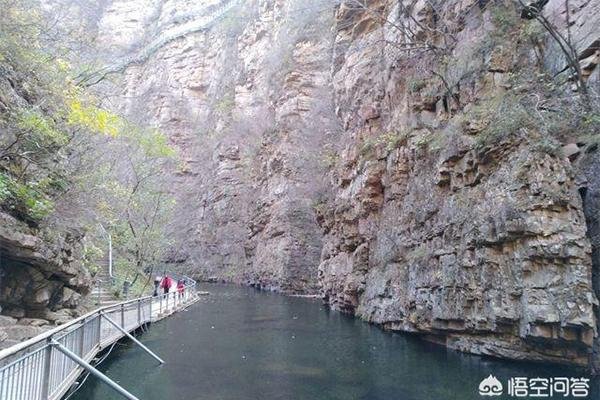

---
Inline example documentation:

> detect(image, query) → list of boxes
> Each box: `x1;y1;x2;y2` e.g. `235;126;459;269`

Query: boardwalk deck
0;283;199;400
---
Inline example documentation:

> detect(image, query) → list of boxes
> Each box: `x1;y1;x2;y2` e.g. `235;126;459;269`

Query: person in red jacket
160;275;173;295
177;279;185;298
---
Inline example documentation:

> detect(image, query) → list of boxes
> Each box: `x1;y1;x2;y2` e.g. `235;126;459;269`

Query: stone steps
90;266;120;306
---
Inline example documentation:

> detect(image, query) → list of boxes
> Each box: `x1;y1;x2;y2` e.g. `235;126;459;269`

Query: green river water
70;284;599;400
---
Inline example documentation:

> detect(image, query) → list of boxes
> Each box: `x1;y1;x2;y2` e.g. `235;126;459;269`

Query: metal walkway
0;278;199;400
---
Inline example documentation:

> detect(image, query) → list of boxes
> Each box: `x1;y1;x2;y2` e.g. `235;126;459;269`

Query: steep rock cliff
65;0;600;369
80;0;339;293
318;0;599;369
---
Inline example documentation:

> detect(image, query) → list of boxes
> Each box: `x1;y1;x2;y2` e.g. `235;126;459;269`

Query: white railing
0;279;197;400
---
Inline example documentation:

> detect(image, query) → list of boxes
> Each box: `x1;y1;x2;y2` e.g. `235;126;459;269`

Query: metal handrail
0;278;198;400
0;296;152;361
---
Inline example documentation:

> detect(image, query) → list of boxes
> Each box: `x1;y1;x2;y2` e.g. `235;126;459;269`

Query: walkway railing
80;0;241;86
0;278;198;400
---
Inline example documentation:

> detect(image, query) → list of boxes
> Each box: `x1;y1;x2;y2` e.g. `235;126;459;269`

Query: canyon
1;0;599;373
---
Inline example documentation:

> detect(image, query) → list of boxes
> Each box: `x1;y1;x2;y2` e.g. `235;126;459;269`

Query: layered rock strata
54;0;600;369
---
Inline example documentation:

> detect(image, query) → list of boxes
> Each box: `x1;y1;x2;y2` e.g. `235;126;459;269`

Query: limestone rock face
78;0;339;294
55;0;600;370
316;0;600;369
0;212;91;315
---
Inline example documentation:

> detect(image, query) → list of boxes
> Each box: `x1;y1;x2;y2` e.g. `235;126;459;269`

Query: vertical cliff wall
59;0;600;369
77;0;340;293
318;0;599;369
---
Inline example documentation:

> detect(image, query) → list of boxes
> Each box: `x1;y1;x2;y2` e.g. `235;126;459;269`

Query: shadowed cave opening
0;247;77;319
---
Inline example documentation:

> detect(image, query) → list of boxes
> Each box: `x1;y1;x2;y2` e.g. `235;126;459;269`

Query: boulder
18;318;49;327
61;287;81;309
0;211;91;317
2;307;25;319
562;143;581;161
28;309;72;325
0;315;17;327
2;325;43;341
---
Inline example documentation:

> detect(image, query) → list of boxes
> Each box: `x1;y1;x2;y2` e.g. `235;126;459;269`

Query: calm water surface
71;284;599;400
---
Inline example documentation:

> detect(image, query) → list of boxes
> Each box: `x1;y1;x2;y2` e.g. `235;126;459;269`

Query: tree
516;0;593;107
1;0;178;297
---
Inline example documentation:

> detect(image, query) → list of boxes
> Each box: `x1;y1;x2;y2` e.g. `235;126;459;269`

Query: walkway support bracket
50;340;140;400
101;313;165;365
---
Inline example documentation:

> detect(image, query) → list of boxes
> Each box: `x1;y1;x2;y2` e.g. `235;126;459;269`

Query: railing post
78;319;85;357
96;311;102;348
40;338;53;399
144;298;149;323
120;304;125;328
142;298;147;324
137;299;141;326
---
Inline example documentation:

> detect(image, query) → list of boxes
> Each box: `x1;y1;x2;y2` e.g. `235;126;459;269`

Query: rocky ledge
0;211;91;342
0;312;80;350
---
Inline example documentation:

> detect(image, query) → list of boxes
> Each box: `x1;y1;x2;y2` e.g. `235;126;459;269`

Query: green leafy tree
0;0;178;295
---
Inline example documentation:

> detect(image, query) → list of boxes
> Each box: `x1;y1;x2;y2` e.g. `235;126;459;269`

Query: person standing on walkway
160;275;173;295
177;279;185;298
153;275;162;296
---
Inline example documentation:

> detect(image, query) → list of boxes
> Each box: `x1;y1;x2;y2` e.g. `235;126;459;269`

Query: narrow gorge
2;0;600;377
